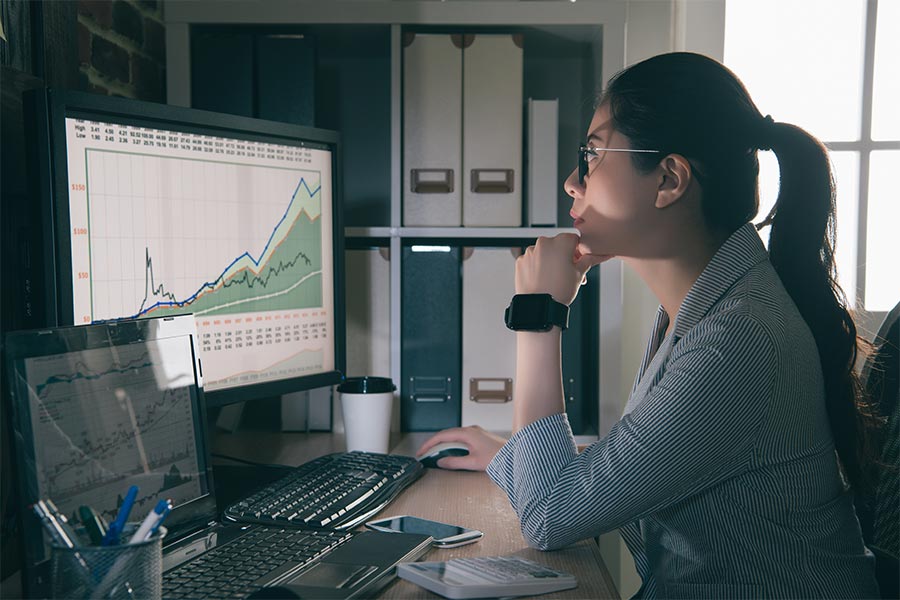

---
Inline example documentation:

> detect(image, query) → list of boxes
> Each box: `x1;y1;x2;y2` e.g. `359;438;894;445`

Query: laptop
5;315;431;598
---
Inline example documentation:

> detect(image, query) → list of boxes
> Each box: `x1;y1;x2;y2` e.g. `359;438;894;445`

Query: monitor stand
213;388;332;434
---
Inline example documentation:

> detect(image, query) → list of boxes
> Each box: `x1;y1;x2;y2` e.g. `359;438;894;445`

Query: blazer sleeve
487;313;776;550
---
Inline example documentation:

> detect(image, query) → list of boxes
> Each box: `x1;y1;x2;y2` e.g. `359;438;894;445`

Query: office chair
857;300;900;599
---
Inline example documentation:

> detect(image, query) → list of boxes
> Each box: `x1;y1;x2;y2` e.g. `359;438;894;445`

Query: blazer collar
670;223;769;341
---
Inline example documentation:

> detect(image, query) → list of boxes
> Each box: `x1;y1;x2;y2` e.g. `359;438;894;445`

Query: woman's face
565;104;662;259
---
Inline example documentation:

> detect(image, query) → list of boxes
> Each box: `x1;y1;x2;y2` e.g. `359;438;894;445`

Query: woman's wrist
516;328;564;341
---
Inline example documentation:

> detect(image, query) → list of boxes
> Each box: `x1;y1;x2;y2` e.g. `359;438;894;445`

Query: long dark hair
600;52;879;491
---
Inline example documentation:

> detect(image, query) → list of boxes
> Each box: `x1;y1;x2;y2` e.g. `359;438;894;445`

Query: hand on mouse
417;426;507;471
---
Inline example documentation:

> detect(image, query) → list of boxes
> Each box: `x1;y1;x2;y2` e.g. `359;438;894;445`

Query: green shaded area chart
135;175;323;319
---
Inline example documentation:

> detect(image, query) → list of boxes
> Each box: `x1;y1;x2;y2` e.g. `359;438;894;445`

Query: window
724;0;899;313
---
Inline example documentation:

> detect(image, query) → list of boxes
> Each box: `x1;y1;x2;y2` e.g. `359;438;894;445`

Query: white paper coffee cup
337;377;395;454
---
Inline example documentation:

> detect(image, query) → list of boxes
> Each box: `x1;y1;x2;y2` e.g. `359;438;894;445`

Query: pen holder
51;525;166;600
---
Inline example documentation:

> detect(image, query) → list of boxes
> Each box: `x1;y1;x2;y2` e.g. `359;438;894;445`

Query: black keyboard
163;526;353;599
223;451;424;530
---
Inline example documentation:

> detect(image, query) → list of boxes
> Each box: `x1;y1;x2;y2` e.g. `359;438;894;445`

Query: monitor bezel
26;88;346;407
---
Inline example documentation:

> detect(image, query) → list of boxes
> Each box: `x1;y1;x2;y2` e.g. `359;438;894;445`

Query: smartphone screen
365;516;482;546
370;516;468;538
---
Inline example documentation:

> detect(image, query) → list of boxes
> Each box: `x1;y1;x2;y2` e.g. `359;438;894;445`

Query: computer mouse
416;442;470;468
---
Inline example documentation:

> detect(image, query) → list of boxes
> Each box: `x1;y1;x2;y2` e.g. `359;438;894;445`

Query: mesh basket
51;525;166;600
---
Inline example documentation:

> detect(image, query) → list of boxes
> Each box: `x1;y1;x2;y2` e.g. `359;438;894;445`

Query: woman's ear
655;154;692;209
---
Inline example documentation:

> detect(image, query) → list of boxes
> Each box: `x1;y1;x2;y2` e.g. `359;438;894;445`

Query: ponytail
763;122;880;491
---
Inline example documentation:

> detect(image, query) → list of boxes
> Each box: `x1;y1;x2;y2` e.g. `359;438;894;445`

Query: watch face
507;294;552;331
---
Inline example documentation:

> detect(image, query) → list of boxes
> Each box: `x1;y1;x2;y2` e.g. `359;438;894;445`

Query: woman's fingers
416;428;468;456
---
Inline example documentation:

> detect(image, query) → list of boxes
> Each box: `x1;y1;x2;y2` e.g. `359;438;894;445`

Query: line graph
133;177;322;319
25;338;203;520
35;354;151;398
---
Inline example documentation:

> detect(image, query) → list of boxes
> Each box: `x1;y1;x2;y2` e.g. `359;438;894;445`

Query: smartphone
364;515;483;548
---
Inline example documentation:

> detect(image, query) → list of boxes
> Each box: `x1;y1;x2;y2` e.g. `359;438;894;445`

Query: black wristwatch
504;294;569;332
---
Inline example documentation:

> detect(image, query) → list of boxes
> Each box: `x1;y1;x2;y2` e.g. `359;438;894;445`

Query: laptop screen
5;315;217;575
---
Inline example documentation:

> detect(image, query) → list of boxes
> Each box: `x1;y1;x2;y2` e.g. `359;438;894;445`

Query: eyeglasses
577;146;661;186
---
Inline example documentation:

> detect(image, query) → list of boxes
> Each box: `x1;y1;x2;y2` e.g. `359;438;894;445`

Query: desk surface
211;430;619;599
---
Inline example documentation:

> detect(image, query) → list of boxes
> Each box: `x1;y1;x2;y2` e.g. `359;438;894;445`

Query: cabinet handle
411;169;454;193
470;169;514;194
468;378;512;403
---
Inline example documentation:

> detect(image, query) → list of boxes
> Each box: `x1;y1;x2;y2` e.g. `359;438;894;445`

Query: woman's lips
570;210;584;227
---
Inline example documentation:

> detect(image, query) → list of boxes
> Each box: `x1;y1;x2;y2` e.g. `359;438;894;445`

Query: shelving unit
165;0;628;436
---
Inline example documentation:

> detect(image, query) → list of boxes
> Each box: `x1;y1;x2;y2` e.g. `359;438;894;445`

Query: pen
99;499;171;598
33;500;77;548
148;499;172;538
78;505;108;546
102;485;138;546
128;499;171;544
33;500;94;585
43;499;86;547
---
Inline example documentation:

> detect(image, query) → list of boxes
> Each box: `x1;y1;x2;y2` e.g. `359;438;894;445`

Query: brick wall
77;0;166;101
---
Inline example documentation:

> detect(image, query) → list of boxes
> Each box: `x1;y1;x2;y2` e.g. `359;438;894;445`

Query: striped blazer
487;224;879;599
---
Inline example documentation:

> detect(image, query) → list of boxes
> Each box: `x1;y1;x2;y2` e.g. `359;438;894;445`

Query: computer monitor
21;89;345;407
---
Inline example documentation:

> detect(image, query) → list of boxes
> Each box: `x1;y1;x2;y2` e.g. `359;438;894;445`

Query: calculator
396;556;577;599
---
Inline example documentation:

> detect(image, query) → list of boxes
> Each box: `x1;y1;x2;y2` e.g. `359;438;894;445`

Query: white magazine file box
462;247;518;431
463;35;523;227
403;34;463;226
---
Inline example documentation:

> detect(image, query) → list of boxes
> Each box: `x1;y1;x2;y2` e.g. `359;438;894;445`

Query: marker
128;499;171;544
78;505;108;546
102;485;138;546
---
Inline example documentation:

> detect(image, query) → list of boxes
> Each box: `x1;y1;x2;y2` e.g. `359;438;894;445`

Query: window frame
842;0;900;324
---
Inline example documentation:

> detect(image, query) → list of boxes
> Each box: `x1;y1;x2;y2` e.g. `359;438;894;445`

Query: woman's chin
577;240;608;257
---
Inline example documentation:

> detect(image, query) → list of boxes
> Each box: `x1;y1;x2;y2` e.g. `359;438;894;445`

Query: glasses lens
578;148;588;185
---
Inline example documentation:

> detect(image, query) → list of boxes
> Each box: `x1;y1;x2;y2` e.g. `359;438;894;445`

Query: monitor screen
25;89;345;406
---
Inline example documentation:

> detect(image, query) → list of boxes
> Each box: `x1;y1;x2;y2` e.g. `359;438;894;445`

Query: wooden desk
210;430;619;599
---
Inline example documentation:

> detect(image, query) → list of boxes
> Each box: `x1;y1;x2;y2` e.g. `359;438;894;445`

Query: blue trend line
130;176;321;319
36;357;153;398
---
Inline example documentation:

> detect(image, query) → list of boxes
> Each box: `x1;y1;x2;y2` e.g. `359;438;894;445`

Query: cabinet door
462;248;517;431
256;34;315;126
191;31;254;117
191;31;315;126
463;35;523;226
403;34;463;226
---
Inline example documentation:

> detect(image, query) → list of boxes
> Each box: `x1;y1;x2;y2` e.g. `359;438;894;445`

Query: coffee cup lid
337;376;396;394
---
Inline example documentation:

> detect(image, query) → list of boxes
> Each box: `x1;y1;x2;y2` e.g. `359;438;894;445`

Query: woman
418;52;881;598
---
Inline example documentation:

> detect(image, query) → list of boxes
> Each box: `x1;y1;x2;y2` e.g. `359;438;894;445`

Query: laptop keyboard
224;451;424;529
163;526;353;599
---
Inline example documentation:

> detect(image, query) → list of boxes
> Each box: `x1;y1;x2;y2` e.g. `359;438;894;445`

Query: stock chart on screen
62;119;336;391
24;336;202;521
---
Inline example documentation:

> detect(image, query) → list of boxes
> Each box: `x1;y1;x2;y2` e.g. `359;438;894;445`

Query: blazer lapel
620;224;769;419
623;331;675;418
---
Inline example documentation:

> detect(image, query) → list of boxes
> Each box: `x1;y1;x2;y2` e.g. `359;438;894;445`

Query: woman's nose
564;168;582;199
